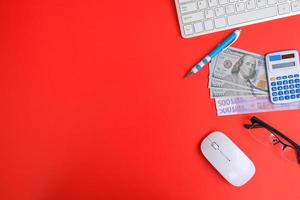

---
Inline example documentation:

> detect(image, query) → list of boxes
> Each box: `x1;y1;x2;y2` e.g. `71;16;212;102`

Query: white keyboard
175;0;300;38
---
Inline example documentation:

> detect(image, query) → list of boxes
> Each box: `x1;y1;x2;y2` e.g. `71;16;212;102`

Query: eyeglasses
244;116;300;164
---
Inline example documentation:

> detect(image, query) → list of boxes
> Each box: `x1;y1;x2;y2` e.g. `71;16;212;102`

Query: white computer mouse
200;131;255;187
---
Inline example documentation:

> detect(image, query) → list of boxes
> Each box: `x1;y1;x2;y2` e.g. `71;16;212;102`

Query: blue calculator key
289;80;294;84
288;75;293;78
276;77;281;80
271;87;277;91
282;76;287;79
277;86;283;90
285;96;290;100
290;90;295;94
271;82;276;86
278;91;284;95
289;85;295;89
283;80;288;85
295;79;300;83
296;84;300;88
296;89;300;93
277;81;282;85
279;96;284;101
284;91;289;95
294;74;300;78
297;94;300;98
273;97;278;101
283;86;289;90
291;95;296;99
272;92;278;96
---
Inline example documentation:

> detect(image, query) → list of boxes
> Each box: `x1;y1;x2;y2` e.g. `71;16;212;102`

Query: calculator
266;50;300;104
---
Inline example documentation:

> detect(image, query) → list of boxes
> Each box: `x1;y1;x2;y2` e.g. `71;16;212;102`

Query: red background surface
1;1;300;200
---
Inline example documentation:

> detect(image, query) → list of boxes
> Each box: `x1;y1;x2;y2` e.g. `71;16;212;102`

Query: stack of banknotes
209;47;300;116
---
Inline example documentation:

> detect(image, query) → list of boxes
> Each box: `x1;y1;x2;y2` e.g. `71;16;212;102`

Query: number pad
270;74;300;102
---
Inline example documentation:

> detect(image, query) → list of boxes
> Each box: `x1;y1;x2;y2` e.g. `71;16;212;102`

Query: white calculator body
266;50;300;104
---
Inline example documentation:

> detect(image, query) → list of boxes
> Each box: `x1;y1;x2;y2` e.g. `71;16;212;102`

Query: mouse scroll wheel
211;142;219;150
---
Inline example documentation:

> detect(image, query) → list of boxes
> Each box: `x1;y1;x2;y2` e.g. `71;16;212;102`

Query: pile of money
209;47;300;116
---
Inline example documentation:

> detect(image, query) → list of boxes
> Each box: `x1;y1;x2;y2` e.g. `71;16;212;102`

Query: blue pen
185;29;241;78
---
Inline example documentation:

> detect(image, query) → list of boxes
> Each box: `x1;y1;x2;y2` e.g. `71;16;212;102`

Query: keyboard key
228;7;277;26
291;1;300;12
204;20;214;30
198;0;208;10
219;0;229;5
283;80;288;85
273;97;278;101
271;82;276;86
180;3;198;14
257;0;267;7
214;17;227;28
272;87;277;91
246;0;256;10
194;22;204;33
236;3;245;12
179;0;193;3
267;0;277;5
182;12;204;23
278;3;291;15
183;25;194;35
291;95;296;99
226;4;235;14
215;7;225;17
205;9;214;18
277;81;282;85
272;92;278;96
208;0;218;7
279;96;284;101
278;91;284;95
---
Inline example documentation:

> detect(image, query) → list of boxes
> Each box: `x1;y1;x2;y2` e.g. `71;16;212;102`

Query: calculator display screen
272;62;295;69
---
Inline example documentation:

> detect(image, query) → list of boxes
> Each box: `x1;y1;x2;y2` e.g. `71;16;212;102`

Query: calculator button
279;96;284;101
295;79;300;83
282;76;287;79
271;82;276;86
278;91;284;95
290;90;295;94
294;74;300;78
288;75;293;78
271;87;277;91
276;77;281;80
284;91;289;95
272;92;278;96
297;94;300;98
283;80;288;85
289;80;294;84
296;84;300;88
296;89;300;93
277;86;283;90
283;86;289;90
285;96;290;100
270;77;276;81
289;85;295;89
273;97;278;101
291;95;296;99
277;81;282;85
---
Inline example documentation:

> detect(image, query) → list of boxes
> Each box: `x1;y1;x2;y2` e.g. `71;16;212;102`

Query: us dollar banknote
209;47;268;93
210;88;268;98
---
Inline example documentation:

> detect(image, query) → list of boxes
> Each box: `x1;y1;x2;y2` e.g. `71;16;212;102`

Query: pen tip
184;71;194;79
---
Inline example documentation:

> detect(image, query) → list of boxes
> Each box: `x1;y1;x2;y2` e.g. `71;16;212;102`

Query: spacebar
228;7;277;26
